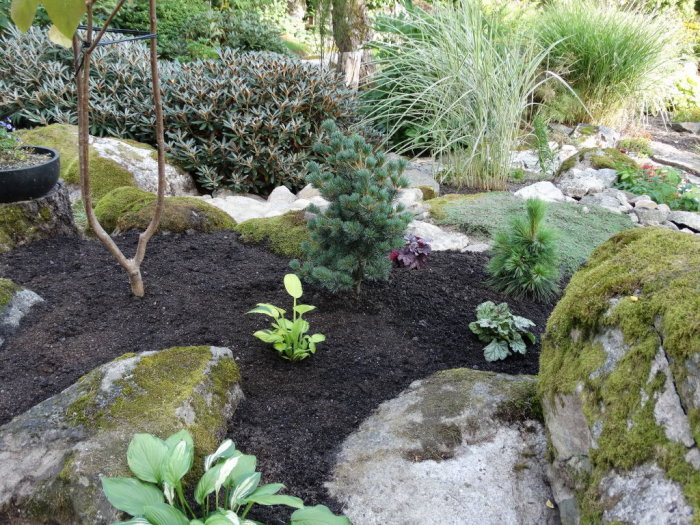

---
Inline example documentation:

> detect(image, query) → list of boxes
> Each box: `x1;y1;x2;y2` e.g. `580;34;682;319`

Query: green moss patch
18;124;137;200
94;187;235;234
429;192;634;274
234;211;309;258
557;147;638;176
0;278;20;310
538;228;700;522
0;200;55;253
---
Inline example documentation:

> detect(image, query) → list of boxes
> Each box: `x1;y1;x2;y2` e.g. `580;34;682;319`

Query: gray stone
672;122;700;135
403;166;440;193
635;204;670;226
669;210;700;232
514;181;569;203
327;369;559;525
558;168;618;198
296;184;321;200
201;195;269;223
579;189;632;214
267;185;297;204
463;243;491;253
0;285;43;348
651;141;700;174
91;136;197;197
572;124;620;149
0;346;243;524
600;464;694;525
406;220;470;252
0;181;79;253
511;149;543;178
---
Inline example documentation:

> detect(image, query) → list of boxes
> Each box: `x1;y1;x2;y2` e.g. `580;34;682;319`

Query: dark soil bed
0;232;558;523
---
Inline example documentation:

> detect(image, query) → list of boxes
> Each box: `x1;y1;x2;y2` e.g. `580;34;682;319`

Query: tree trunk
331;0;369;88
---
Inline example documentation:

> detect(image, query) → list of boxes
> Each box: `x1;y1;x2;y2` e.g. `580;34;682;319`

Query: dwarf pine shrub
290;120;412;295
0;27;360;194
487;198;559;301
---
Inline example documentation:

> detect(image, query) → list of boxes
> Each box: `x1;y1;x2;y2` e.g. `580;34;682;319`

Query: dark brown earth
0;232;559;523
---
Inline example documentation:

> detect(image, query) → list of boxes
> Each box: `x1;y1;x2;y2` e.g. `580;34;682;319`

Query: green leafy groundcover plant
469;301;536;362
615;163;700;212
247;274;325;362
101;430;349;525
487;198;560;301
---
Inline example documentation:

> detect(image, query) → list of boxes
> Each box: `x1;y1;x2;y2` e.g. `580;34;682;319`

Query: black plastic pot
0;146;60;203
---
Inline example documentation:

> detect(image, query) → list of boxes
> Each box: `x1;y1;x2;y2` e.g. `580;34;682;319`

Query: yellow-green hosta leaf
10;0;40;32
48;24;72;47
283;273;303;299
43;0;85;40
127;433;168;484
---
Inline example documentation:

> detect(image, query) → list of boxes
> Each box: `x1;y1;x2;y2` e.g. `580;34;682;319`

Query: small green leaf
111;519;150;525
224;453;256;488
253;330;283;343
43;0;85;40
484;340;510;362
144;503;190;525
204;439;237;471
284;274;303;299
10;0;40;32
162;439;193;486
165;430;194;451
245;493;304;508
248;483;284;497
127;433;168;484
101;477;164;517
309;334;325;343
204;511;240;525
194;456;239;505
229;472;261;506
247;304;283;319
293;304;316;315
47;24;72;47
290;505;351;525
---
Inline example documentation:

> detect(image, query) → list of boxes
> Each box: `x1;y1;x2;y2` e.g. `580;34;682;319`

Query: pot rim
0;146;60;173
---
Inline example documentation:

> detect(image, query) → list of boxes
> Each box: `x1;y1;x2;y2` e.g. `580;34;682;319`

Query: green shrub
363;2;552;190
487;198;560;301
291;121;412;294
212;11;291;56
536;1;686;127
0;27;360;194
431;192;635;275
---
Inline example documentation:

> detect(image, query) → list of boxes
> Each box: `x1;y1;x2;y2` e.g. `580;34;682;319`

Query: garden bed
0;232;559;522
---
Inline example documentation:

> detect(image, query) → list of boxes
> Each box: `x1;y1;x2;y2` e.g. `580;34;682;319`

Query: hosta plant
101;430;349;525
469;301;536;362
247;274;325;362
389;235;432;269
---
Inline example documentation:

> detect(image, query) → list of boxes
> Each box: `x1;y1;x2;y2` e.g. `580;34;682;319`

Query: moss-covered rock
95;187;236;234
538;228;700;524
0;346;243;524
0;181;78;253
17;124;196;201
234;210;309;258
0;278;20;311
557;147;639;177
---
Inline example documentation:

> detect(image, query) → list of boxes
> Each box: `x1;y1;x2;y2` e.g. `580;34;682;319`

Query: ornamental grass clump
487;198;559;301
536;0;686;128
291;120;412;295
363;1;554;190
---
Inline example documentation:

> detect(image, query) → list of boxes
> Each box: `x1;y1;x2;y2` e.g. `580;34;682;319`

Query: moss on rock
17;124;137;201
416;185;437;201
0;278;20;310
95;187;235;234
234;210;309;258
538;228;700;522
557;147;638;176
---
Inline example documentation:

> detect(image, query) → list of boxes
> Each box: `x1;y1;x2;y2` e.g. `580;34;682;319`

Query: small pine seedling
487;198;559;301
291;120;412;295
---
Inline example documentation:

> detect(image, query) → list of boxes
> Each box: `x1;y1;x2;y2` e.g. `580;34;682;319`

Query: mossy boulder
17;124;196;201
0;181;78;253
234;210;309;258
557;147;638;178
95;187;236;234
0;346;243;524
538;228;700;524
0;278;43;348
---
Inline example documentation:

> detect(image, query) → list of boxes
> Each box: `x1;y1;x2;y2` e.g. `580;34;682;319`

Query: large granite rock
514;181;570;203
406;220;471;251
651;141;700;175
669;210;700;232
558;168;618;199
571;124;620;149
0;346;242;524
0;181;78;253
328;368;559;525
538;227;700;525
0;279;43;348
18;124;197;201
